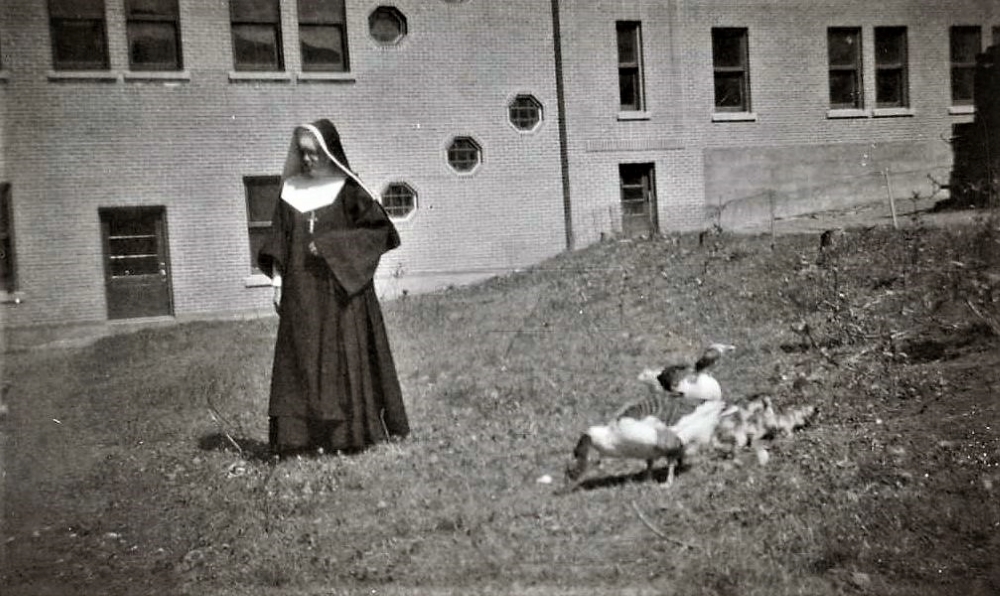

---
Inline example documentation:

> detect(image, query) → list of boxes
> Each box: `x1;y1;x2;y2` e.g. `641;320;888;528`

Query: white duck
563;344;737;492
638;342;735;401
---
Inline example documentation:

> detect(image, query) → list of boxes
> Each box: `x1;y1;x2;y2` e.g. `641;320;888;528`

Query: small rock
536;474;553;484
850;571;872;589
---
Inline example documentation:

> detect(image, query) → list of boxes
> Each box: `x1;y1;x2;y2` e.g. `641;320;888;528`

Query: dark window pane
128;22;180;70
876;69;905;106
51;19;109;69
246;177;280;223
49;0;105;19
616;23;637;65
619;71;639;110
110;235;158;256
232;24;281;70
300;25;345;71
383;184;415;218
509;96;542;130
447;139;480;172
828;29;860;66
110;255;160;277
298;0;345;24
714;73;745;108
950;26;981;63
0;184;12;293
369;8;405;43
875;28;905;65
248;228;270;269
712;29;745;68
126;0;178;18
230;0;279;23
245;176;280;272
951;67;975;103
829;71;860;107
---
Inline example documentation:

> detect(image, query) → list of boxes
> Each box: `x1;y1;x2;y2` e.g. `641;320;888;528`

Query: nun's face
296;132;332;178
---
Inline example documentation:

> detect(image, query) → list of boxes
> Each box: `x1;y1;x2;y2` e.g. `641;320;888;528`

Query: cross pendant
307;211;318;234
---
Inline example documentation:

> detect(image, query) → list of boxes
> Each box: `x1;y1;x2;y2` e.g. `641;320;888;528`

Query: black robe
258;178;408;453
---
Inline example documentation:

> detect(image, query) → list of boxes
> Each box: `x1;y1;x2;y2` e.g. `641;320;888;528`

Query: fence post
883;167;899;229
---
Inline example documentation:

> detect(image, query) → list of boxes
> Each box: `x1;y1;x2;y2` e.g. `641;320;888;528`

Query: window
230;0;283;72
447;137;481;173
951;26;982;105
712;28;750;112
0;184;15;293
508;95;543;131
617;21;645;112
48;0;110;70
244;176;281;272
382;183;416;218
298;0;348;72
875;27;908;108
126;0;182;71
369;6;407;45
828;27;863;109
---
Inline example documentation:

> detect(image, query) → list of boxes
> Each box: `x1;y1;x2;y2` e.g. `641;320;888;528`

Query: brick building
1;1;998;329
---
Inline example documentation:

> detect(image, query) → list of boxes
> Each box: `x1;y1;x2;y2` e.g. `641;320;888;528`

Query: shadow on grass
561;464;689;494
198;433;273;462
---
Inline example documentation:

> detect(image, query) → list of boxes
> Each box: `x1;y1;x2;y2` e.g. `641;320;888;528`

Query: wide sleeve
312;185;401;296
257;196;290;279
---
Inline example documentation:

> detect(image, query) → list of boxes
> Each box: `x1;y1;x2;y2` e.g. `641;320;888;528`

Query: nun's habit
258;119;408;454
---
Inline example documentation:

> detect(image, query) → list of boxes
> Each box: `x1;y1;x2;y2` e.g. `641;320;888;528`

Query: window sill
0;70;8;81
47;70;120;82
948;105;975;115
296;71;356;83
244;273;272;288
827;108;871;119
1;291;25;305
617;111;651;121
228;71;292;82
872;107;914;118
712;111;757;122
124;70;191;82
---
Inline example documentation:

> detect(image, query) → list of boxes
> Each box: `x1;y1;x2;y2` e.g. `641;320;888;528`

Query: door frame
99;206;174;320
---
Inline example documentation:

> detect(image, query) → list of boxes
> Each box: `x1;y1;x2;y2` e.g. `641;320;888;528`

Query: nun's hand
308;241;319;256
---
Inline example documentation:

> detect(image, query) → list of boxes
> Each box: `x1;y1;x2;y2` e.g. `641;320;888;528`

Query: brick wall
559;0;1000;238
1;0;565;327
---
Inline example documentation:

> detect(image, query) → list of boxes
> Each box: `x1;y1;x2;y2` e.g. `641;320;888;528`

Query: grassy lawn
3;215;999;595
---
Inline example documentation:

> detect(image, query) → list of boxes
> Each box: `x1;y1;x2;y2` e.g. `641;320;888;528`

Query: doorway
619;163;658;237
100;206;173;319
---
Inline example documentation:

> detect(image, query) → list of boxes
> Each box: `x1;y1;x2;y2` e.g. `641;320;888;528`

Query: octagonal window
509;95;543;131
369;6;407;45
447;137;481;173
382;182;416;218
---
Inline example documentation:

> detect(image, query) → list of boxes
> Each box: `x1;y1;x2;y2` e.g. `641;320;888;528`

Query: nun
258;119;409;457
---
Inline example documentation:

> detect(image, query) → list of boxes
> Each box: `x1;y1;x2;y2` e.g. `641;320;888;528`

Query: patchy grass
3;217;1000;595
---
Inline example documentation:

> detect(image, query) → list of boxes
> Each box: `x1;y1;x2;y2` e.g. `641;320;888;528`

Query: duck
563;344;738;492
563;391;734;492
637;342;735;401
